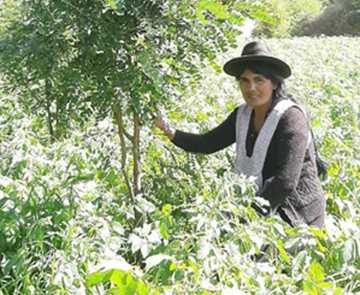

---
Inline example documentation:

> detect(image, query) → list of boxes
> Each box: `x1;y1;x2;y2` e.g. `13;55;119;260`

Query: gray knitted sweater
172;101;326;227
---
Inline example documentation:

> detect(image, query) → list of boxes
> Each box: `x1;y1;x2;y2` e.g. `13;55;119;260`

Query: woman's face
239;69;276;110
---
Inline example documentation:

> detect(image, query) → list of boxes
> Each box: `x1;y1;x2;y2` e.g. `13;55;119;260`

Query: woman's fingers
151;114;175;139
152;115;165;130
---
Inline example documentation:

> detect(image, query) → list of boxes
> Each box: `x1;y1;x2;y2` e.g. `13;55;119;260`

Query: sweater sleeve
171;107;238;154
260;107;309;206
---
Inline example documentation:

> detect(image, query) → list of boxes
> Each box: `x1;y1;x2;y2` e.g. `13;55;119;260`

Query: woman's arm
260;107;309;206
155;108;238;154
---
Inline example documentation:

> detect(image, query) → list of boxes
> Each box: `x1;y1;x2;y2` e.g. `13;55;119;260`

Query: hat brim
223;55;291;79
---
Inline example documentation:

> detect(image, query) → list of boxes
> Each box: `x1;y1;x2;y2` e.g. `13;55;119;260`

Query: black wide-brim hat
223;41;291;79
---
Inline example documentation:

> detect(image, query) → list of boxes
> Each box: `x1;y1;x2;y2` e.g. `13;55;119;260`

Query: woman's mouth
247;95;257;100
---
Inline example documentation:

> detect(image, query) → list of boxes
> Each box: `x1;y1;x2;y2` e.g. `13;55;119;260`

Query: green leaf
0;197;9;208
293;250;307;270
196;0;228;20
159;220;169;239
72;173;95;183
303;281;317;294
137;281;150;295
334;288;343;295
145;254;172;272
315;239;326;253
210;62;222;73
118;274;138;295
277;240;290;264
310;261;324;283
105;169;117;184
104;0;117;11
188;258;200;282
4;255;20;275
110;269;126;286
309;227;326;239
162;204;172;215
170;263;177;271
85;270;112;287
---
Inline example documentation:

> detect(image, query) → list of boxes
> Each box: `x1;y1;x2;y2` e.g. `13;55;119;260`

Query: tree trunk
132;111;143;227
55;95;61;139
113;103;143;228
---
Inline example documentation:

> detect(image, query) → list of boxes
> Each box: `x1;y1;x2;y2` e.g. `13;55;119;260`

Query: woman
153;41;326;228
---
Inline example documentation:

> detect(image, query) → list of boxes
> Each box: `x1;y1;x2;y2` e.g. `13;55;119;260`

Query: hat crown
241;41;272;57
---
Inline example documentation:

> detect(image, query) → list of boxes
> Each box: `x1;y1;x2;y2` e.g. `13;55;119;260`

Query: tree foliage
0;0;265;135
0;0;270;228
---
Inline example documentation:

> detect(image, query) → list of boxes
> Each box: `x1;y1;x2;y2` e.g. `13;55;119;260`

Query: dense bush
254;0;323;37
304;0;360;36
1;36;360;294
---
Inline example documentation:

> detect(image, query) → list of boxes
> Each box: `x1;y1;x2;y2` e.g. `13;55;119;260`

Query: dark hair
235;61;328;178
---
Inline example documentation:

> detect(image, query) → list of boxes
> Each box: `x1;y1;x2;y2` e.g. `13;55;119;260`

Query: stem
45;78;55;141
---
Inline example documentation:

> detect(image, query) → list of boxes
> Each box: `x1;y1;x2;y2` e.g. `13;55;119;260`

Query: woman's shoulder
277;103;309;136
280;102;308;124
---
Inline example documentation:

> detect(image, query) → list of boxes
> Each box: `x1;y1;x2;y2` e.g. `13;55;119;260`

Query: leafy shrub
254;0;323;37
304;0;360;36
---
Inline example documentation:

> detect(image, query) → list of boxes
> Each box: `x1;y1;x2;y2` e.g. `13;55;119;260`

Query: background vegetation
253;0;323;37
254;0;360;37
0;0;360;294
304;0;360;36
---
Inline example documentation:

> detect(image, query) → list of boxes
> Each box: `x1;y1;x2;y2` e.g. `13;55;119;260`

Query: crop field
0;36;360;294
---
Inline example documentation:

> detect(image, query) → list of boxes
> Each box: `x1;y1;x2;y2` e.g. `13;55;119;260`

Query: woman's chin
245;98;272;110
245;100;261;108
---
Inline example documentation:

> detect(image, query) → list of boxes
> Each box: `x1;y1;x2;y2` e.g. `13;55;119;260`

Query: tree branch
113;102;135;204
124;128;134;142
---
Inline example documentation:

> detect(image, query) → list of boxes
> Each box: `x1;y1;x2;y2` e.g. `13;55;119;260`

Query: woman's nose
248;81;256;91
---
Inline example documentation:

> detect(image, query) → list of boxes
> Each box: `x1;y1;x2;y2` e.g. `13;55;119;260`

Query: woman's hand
152;114;175;140
152;115;166;130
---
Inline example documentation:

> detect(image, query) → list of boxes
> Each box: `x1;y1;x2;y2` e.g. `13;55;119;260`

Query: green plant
1;20;360;295
254;0;323;37
304;0;360;36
